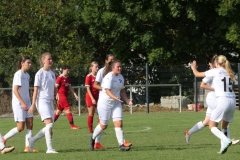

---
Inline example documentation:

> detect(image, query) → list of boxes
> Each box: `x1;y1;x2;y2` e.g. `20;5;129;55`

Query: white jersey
205;68;235;97
100;72;124;101
34;68;56;100
202;76;215;100
96;67;105;84
12;70;31;103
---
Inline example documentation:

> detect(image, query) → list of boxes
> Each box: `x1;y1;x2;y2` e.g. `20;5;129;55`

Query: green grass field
1;111;240;160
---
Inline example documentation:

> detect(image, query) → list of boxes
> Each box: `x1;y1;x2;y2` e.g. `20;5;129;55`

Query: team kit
0;53;237;154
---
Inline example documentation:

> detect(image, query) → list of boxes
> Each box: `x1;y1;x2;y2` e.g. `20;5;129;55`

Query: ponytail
225;60;235;80
216;55;235;80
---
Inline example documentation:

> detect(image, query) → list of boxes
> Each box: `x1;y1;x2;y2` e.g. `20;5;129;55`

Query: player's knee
56;110;62;115
17;126;25;132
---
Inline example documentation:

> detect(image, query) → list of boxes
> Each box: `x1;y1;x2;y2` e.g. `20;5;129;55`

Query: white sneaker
28;137;35;153
219;139;232;154
231;139;240;145
184;130;190;144
46;149;58;154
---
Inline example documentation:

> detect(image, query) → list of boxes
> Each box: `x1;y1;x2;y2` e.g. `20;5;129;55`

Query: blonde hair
89;61;98;73
39;52;51;67
210;55;218;68
216;55;235;80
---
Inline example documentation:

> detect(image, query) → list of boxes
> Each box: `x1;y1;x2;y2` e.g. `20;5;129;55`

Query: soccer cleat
184;130;190;145
2;136;6;145
231;139;240;145
219;139;232;154
70;125;80;130
28;137;35;152
94;142;104;150
46;149;58;153
1;146;15;154
90;136;95;151
124;141;132;147
119;144;131;151
24;146;39;153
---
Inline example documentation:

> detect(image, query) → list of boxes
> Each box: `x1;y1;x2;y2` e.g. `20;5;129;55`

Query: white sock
115;127;124;145
0;133;4;150
189;121;205;135
95;134;102;143
25;129;32;147
45;123;54;150
4;127;19;140
227;125;230;138
92;124;103;140
211;127;228;142
33;127;46;142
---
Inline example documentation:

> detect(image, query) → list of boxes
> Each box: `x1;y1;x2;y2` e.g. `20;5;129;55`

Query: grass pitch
1;111;240;160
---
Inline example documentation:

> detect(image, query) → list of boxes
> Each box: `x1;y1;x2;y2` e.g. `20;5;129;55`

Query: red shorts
57;96;70;111
85;93;99;107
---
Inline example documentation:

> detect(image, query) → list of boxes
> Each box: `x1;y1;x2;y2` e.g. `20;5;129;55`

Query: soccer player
93;54;132;148
85;61;99;133
185;56;239;145
90;60;132;151
28;52;58;153
0;132;14;154
2;56;38;152
190;55;236;154
54;65;80;130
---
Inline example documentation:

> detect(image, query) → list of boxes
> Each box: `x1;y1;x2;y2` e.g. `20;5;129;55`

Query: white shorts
12;100;33;122
206;97;216;115
36;98;54;122
210;97;236;123
97;98;122;125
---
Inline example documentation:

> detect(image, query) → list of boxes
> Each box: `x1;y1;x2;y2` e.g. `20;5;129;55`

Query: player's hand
56;94;59;101
74;94;79;101
28;106;35;115
191;61;197;70
126;99;133;105
116;97;123;103
91;98;96;104
21;103;28;111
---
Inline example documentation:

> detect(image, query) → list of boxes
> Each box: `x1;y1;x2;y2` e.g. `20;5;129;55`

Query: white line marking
107;127;152;134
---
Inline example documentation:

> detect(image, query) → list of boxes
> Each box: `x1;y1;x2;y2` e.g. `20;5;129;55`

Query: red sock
88;116;93;133
67;113;74;127
54;114;59;122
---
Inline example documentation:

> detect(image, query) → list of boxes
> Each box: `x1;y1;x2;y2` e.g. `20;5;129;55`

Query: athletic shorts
12;100;33;122
85;93;99;107
36;98;54;122
210;97;236;123
206;97;216;115
57;96;70;111
97;98;122;125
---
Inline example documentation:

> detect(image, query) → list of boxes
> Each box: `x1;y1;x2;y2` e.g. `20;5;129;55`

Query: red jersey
56;74;71;96
85;73;99;96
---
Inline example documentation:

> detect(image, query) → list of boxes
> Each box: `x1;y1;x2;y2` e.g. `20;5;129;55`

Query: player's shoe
46;149;58;153
90;136;95;151
218;138;232;154
2;136;6;145
1;146;15;154
119;144;131;151
94;142;104;150
184;130;190;144
24;146;39;153
124;141;132;147
231;139;240;145
70;125;80;130
28;137;35;152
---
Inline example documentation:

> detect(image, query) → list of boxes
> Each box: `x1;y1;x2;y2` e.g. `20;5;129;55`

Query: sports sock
227;125;230;138
33;127;46;142
115;127;124;146
4;127;19;140
54;114;59;122
0;133;4;150
45;123;54;150
25;129;32;147
211;127;228;142
88;116;93;133
188;121;204;135
92;124;103;140
67;113;74;127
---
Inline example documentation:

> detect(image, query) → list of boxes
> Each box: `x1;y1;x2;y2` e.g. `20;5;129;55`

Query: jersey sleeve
204;69;216;78
13;72;22;86
34;72;41;87
103;73;112;90
202;76;213;84
85;75;91;86
96;69;103;83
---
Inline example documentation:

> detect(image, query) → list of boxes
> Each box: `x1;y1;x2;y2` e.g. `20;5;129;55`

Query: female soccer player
85;61;99;133
28;52;58;153
190;55;236;154
2;56;38;152
90;60;132;151
54;65;80;129
0;132;14;154
93;54;132;149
